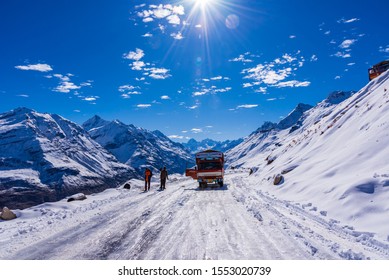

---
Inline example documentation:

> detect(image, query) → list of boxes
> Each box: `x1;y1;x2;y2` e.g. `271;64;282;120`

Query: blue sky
1;0;388;141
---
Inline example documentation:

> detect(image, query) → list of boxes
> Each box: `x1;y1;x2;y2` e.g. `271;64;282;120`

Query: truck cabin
368;60;389;81
198;161;223;171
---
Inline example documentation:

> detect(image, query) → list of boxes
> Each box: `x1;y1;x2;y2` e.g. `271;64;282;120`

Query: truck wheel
219;181;224;187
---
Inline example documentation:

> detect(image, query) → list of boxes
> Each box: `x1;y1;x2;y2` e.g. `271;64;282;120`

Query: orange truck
185;150;224;188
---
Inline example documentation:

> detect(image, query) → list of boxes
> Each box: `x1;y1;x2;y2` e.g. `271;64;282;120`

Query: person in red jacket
144;168;152;191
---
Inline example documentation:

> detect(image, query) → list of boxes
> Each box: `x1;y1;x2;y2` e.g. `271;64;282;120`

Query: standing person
144;168;152;191
160;166;168;190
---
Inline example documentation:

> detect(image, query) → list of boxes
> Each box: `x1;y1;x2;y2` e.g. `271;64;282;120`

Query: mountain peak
83;115;110;131
324;91;354;105
13;107;36;114
277;103;313;130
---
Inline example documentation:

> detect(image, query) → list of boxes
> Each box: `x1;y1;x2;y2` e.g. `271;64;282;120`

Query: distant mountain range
182;138;244;154
0;108;135;209
82;115;194;175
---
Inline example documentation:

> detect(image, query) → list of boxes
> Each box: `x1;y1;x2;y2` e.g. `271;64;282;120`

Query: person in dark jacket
144;168;152;191
160;167;168;190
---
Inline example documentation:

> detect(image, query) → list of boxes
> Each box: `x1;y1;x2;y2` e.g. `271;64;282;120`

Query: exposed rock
0;207;17;220
281;165;298;174
266;155;276;165
123;183;131;189
67;193;87;202
273;174;284;185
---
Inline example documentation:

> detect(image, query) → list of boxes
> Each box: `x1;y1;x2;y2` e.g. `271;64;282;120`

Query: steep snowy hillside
227;71;389;241
183;138;244;154
226;103;313;168
83;116;194;174
0;108;135;209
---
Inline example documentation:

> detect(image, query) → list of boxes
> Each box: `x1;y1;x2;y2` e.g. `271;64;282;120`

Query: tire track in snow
229;173;389;259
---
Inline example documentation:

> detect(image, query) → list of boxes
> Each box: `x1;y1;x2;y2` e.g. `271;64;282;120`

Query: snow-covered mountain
83;116;194;174
183;138;244;154
0;108;135;209
226;71;389;240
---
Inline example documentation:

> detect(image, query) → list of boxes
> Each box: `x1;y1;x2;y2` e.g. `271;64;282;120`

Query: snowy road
1;172;388;260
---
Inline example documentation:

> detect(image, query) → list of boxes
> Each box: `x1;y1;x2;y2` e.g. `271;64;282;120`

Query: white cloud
339;39;356;49
124;48;145;61
167;14;180;25
51;73;92;93
195;24;202;28
17;94;29;98
119;85;137;92
55;81;81;93
338;18;360;24
237;104;258;109
255;87;267;94
161;95;170;100
143;17;154;23
172;5;185;15
153;5;171;18
243;83;253;88
168;135;184;139
83;96;99;102
158;24;166;33
276;80;311;88
15;63;53;72
210;76;223;80
267;98;277;101
310;55;318;62
191;128;203;134
171;32;184;40
53;73;70;82
136;4;185;27
142;32;153;37
131;60;146;70
243;65;292;85
289;35;296;39
135;4;146;9
333;51;351;58
241;53;309;89
229;54;253;63
335;75;341;80
147;67;171;79
188;105;198;109
193;90;208;96
137;104;151;108
214;87;232;93
379;45;389;53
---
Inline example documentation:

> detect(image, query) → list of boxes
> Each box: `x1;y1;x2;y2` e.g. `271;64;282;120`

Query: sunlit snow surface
227;70;389;242
0;174;388;260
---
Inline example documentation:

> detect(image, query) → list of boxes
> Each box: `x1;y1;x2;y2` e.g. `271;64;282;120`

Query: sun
193;0;215;9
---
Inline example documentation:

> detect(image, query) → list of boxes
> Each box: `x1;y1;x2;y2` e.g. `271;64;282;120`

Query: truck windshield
198;162;222;170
